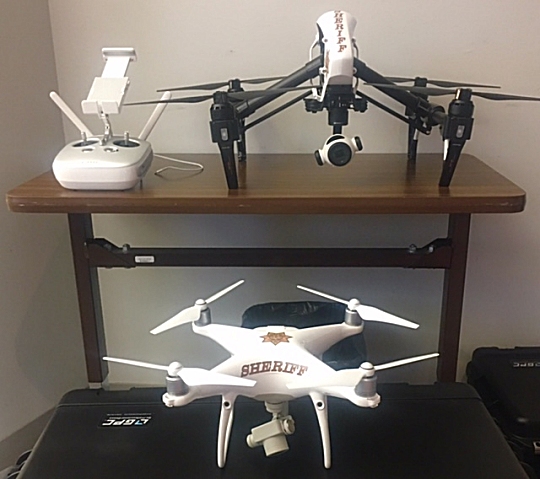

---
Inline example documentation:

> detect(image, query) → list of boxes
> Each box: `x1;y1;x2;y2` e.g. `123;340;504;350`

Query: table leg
68;213;108;385
437;214;471;381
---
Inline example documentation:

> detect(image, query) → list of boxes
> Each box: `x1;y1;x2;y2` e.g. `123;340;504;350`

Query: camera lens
327;141;352;166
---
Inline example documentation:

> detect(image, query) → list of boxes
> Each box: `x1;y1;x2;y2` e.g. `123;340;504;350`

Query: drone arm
244;91;312;131
310;392;331;469
356;89;411;125
217;394;237;468
293;323;363;357
354;58;446;127
236;55;323;120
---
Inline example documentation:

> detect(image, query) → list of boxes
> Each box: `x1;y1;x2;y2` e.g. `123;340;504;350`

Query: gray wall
0;0;86;469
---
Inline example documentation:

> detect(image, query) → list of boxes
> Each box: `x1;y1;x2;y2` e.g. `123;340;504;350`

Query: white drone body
105;280;438;469
311;10;358;102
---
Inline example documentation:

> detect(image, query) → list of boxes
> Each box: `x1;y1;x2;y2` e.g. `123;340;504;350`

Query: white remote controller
52;135;153;190
49;48;170;191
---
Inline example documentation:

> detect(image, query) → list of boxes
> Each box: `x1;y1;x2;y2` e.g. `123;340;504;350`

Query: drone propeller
157;76;285;92
287;353;439;390
365;83;540;101
297;285;419;329
126;86;314;106
150;279;245;335
103;356;255;387
383;77;500;89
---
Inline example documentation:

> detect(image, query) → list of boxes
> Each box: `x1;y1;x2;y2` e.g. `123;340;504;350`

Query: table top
6;153;526;215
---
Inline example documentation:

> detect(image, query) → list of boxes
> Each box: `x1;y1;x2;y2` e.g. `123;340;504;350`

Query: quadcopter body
105;280;438;469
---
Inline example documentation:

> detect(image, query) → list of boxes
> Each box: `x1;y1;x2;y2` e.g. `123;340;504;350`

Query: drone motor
314;134;363;167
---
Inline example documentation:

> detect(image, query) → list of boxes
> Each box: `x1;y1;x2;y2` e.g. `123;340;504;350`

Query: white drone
105;280;438;469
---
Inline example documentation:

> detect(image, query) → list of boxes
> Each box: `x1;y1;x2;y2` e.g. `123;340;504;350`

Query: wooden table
6;153;526;384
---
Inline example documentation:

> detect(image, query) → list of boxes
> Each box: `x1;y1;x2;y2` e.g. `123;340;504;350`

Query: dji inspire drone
129;10;540;190
105;280;438;469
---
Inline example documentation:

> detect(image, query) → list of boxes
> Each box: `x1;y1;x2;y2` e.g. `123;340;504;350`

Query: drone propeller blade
365;83;457;97
104;357;256;388
226;86;313;100
384;77;500;89
365;83;540;101
157;76;285;92
150;280;245;335
127;87;313;107
126;94;213;106
296;285;349;306
103;356;169;371
205;279;245;304
374;352;439;371
297;285;418;329
180;368;256;387
356;305;419;329
472;91;540;101
150;305;202;335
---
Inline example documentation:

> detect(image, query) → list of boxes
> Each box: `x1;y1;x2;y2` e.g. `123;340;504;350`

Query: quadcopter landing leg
237;124;247;162
217;394;237;468
439;90;474;187
407;125;418;161
218;144;239;189
439;141;465;187
309;392;331;469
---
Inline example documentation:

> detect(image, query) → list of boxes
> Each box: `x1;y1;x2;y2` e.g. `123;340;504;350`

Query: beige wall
44;0;540;386
0;0;86;468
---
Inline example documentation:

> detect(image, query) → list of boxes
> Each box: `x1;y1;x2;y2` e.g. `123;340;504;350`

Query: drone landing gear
404;77;429;162
217;394;237;468
246;401;295;457
210;93;241;189
439;89;474;187
310;392;331;469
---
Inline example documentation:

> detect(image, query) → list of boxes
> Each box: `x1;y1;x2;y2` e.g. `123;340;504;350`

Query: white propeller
104;356;255;387
297;285;419;329
150;280;245;335
287;353;439;390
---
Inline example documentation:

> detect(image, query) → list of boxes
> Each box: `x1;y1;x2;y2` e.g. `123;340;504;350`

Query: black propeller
383;76;500;89
126;86;314;106
365;83;540;101
157;76;285;92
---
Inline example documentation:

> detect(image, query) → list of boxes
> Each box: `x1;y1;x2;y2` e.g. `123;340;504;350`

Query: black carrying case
467;346;540;477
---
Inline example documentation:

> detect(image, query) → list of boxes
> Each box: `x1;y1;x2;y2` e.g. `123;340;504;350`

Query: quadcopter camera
314;134;363;166
246;402;295;456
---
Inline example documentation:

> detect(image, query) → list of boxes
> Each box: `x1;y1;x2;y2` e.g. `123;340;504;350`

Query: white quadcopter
105;280;438;469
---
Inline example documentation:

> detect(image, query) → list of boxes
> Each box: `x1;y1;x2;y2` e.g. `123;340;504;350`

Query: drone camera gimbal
246;401;296;457
315;134;363;166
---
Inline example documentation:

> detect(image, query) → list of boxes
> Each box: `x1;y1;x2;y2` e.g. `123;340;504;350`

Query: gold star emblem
260;332;292;346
